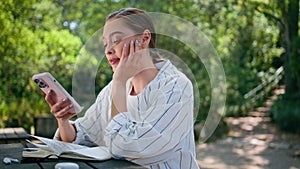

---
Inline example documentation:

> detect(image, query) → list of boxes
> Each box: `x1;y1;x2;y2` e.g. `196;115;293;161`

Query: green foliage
55;0;129;42
258;0;300;135
0;0;82;129
1;0;298;135
269;94;300;134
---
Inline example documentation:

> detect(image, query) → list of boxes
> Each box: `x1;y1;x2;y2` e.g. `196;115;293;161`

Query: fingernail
47;90;51;94
136;40;141;46
63;98;68;102
123;43;127;48
131;40;134;44
69;104;73;108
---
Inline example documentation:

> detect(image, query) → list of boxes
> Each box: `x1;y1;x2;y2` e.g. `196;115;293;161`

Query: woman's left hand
113;39;153;83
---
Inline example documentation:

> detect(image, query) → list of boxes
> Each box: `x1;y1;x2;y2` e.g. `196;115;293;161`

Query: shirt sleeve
72;103;100;147
104;75;194;159
52;120;97;147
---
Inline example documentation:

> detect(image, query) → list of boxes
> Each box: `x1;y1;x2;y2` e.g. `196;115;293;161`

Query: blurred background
0;0;299;139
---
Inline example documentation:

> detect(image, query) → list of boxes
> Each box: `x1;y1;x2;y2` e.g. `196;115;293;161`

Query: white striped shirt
54;60;200;169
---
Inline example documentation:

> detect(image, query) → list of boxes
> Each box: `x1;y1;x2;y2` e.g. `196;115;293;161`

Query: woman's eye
103;39;122;49
113;39;121;44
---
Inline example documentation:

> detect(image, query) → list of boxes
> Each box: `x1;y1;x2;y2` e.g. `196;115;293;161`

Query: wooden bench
0;127;31;144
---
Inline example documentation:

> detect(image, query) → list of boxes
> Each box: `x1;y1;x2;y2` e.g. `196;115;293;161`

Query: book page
32;136;87;155
26;139;53;151
29;136;112;160
64;146;111;160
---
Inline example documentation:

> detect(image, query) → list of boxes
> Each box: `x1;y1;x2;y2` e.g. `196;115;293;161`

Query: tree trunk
282;0;299;98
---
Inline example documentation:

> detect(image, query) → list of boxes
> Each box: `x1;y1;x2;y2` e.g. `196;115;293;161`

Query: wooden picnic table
0;128;31;144
0;128;146;169
0;143;146;169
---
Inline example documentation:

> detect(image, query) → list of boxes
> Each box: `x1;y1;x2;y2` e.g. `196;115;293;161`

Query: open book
22;136;111;161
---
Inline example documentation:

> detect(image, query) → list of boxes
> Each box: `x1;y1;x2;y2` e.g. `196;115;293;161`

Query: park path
196;86;300;169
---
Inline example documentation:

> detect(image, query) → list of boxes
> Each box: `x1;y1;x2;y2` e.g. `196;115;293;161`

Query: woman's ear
141;29;151;48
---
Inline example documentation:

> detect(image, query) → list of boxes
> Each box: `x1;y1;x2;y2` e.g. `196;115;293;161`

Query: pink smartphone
32;72;83;114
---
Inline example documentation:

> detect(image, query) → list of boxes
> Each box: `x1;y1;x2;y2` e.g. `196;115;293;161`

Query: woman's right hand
45;90;76;122
45;90;77;142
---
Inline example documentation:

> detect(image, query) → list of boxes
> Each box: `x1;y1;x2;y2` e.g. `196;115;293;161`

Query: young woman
46;8;200;169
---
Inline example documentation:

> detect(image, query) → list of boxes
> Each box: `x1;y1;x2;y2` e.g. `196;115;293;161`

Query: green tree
255;0;300;133
255;0;300;97
55;0;284;117
0;0;81;129
277;0;299;97
1;0;294;135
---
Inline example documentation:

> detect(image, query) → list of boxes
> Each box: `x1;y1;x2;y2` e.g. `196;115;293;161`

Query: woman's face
103;19;141;71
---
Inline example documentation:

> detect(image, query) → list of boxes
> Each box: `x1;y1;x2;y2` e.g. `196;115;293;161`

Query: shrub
269;94;300;134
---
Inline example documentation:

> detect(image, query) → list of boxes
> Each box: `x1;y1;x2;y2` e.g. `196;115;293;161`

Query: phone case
32;72;83;114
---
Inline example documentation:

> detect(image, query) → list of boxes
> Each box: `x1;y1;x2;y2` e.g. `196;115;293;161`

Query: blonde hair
106;8;163;63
